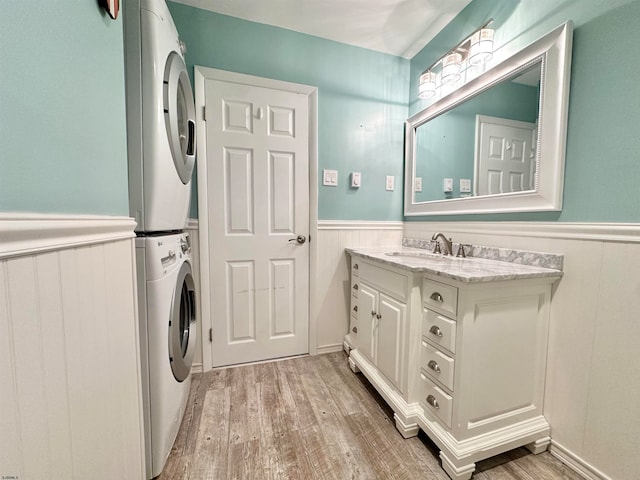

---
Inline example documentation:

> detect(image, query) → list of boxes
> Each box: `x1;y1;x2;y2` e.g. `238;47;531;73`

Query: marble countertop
347;247;563;283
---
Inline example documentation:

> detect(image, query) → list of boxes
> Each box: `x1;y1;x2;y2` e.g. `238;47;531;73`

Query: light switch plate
351;172;361;188
386;175;395;191
460;178;471;193
443;178;453;192
323;169;338;186
415;177;422;192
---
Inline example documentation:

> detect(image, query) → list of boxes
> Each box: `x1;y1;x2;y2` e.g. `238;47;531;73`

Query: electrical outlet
443;178;453;193
385;175;395;191
415;177;422;192
323;169;338;186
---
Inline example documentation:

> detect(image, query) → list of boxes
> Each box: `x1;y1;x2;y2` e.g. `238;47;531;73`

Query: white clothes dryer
125;0;196;233
136;232;197;478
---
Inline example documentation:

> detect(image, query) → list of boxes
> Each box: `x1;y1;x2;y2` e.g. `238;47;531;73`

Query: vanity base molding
348;347;550;480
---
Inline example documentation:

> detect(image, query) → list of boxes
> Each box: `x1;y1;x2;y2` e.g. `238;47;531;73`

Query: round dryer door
163;52;196;185
168;261;197;382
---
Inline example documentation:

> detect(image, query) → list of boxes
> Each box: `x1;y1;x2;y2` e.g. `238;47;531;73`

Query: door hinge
202;106;207;121
209;328;212;342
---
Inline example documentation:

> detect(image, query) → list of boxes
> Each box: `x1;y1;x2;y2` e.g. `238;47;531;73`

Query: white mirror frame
404;21;573;216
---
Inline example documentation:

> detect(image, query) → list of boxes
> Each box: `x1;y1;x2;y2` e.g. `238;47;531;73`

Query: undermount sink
385;250;455;259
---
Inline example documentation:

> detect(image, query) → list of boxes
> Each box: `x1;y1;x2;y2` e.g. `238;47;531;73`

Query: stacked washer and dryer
124;1;198;478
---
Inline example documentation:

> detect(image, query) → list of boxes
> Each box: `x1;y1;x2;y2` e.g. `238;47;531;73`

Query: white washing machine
136;232;197;478
125;0;196;233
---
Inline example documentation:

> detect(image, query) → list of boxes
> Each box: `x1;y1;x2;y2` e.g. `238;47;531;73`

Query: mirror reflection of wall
414;62;541;203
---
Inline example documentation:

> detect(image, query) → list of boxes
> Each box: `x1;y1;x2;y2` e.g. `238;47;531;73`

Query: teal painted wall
0;1;129;215
167;2;409;221
408;0;640;222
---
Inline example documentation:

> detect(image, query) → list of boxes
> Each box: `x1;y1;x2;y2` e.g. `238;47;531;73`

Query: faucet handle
433;241;441;254
455;244;466;258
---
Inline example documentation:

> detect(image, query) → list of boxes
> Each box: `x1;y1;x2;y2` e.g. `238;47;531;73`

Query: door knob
288;235;307;245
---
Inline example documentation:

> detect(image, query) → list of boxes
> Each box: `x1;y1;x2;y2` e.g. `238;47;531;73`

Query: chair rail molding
404;221;640;243
0;213;137;259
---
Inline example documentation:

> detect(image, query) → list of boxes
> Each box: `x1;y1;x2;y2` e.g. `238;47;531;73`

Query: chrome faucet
431;232;453;256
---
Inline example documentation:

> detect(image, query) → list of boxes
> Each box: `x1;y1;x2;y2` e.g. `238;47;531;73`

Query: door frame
194;66;319;371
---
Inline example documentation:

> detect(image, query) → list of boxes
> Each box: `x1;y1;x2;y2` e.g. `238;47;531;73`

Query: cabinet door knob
427;360;441;373
353;264;359;270
376;314;382;319
426;395;440;409
371;310;377;316
430;292;444;303
353;305;358;312
429;325;443;337
353;284;358;290
352;326;358;333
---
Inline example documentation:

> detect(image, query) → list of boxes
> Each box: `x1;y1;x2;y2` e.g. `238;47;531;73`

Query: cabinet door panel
357;283;378;362
377;293;406;391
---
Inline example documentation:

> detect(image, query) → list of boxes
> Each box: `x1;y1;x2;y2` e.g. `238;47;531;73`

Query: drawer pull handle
371;310;376;316
427;360;441;373
430;292;444;303
353;284;358;290
376;314;382;320
429;325;443;337
353;305;358;312
353;264;359;270
352;326;358;333
426;395;440;409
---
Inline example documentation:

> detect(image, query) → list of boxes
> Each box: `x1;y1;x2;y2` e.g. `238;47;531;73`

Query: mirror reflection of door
474;115;537;195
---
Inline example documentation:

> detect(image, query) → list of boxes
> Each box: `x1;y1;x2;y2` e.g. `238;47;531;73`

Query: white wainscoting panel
0;215;144;480
404;221;640;480
315;221;403;352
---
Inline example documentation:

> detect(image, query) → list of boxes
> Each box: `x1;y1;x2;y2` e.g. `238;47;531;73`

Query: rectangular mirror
404;22;573;216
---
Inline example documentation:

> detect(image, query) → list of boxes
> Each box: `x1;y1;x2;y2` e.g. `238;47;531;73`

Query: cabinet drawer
419;373;453;428
360;261;408;302
351;282;359;299
351;260;360;278
421;341;455;391
423;309;456;354
423;279;458;317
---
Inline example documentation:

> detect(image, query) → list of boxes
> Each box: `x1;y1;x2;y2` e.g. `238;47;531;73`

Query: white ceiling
171;0;473;59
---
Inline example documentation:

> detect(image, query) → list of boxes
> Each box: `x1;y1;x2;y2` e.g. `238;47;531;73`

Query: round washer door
163;51;196;185
168;261;197;382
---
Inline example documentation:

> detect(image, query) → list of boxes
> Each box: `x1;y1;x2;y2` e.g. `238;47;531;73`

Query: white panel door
206;78;309;367
357;282;378;363
475;115;537;195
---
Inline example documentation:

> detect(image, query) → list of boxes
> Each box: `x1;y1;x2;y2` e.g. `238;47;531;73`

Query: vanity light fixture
418;70;437;98
441;52;462;84
418;20;494;99
468;28;495;65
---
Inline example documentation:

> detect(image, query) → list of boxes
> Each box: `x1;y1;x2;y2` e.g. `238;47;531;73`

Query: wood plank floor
158;352;583;480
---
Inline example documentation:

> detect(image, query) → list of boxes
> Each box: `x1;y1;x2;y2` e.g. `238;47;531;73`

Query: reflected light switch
323;169;338;186
443;178;453;192
460;178;471;193
415;177;422;192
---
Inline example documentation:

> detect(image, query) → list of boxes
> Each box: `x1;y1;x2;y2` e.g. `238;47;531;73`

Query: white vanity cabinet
347;257;423;434
417;275;554;480
346;250;561;480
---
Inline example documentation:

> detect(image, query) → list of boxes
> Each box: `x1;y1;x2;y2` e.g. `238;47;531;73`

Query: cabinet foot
348;356;360;373
440;452;475;480
394;413;419;438
526;436;551;455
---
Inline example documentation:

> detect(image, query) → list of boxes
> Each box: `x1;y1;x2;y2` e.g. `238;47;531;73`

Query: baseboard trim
316;343;345;355
404;221;640;243
549;441;612;480
318;220;404;231
0;213;137;259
